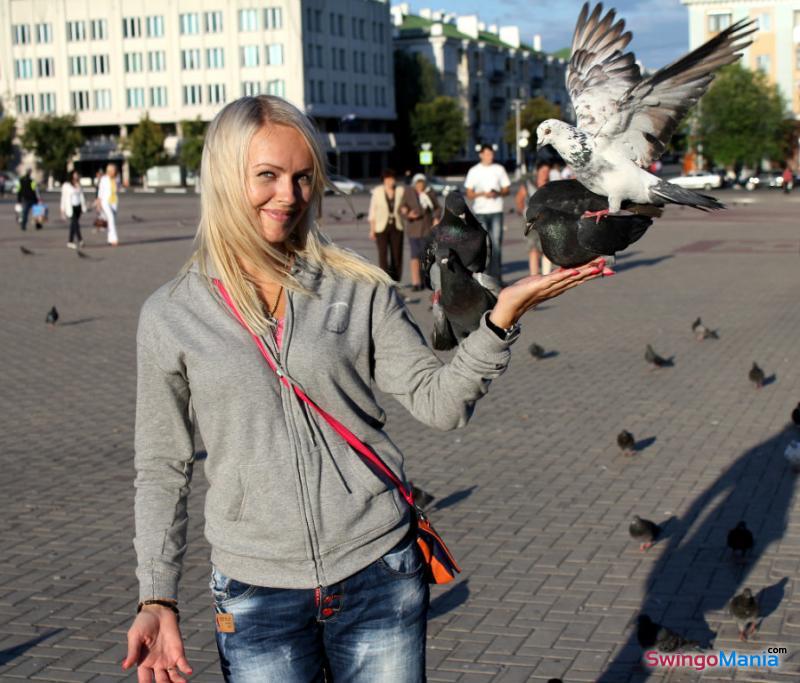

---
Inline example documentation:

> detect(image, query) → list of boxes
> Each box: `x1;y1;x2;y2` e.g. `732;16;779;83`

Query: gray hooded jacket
134;256;519;602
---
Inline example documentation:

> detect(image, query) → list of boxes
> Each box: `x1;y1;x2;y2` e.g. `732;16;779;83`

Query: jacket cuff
137;565;180;603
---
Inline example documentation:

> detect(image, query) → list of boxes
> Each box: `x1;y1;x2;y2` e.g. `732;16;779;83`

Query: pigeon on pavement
617;430;635;456
729;588;759;641
635;614;701;652
46;306;59;326
20;245;34;255
692;317;719;340
536;3;754;217
629;515;660;551
529;343;546;360
727;521;754;562
410;483;436;510
525;179;657;267
748;362;765;389
131;214;145;223
645;344;672;368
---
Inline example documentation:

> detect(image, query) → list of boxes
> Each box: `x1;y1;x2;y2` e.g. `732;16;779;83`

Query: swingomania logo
645;648;787;671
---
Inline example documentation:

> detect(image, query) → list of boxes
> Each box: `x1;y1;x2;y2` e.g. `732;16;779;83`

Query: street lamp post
511;98;523;179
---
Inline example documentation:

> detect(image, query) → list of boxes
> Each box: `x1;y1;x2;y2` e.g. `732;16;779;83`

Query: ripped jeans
210;532;429;682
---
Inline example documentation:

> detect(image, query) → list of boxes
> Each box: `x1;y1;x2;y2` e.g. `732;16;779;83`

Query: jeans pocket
378;533;423;578
209;565;258;607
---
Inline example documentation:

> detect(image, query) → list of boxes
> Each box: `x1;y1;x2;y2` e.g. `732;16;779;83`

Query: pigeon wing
567;3;641;135
598;18;755;167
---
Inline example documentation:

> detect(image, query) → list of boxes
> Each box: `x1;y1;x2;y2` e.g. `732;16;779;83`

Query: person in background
368;169;405;281
97;163;120;246
0;172;7;198
782;166;793;194
399;173;439;291
60;170;87;249
16;169;40;231
465;144;511;282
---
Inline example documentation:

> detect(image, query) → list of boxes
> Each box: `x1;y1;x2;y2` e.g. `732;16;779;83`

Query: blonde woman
97;163;119;245
122;96;608;683
60;170;87;248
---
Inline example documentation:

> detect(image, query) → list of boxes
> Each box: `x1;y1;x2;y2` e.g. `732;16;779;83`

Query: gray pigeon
46;306;59;326
748;362;765;389
617;430;635;456
635;614;701;652
431;290;457;351
438;249;497;342
729;588;759;641
529;343;546;360
537;3;754;216
692;317;719;340
20;245;34;255
629;515;660;551
645;344;672;368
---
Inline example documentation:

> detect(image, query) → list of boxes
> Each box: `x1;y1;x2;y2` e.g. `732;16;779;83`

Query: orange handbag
214;279;461;585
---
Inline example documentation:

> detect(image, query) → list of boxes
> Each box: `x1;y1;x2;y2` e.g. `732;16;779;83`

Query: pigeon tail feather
650;180;723;211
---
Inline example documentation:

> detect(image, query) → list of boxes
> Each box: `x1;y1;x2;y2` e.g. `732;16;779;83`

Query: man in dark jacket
16;170;40;231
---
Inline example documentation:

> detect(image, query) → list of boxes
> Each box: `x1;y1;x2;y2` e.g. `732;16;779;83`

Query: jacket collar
190;251;323;291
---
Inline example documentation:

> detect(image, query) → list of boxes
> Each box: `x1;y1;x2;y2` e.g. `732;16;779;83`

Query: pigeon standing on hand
46;306;59;326
635;614;701;652
749;362;765;389
729;588;759;641
617;430;635;455
629;515;660;551
727;521;754;562
645;344;672;368
431;290;458;351
692;317;719;340
438;249;497;342
537;3;754;218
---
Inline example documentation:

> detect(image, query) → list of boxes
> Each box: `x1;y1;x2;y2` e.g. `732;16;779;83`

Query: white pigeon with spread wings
536;3;755;218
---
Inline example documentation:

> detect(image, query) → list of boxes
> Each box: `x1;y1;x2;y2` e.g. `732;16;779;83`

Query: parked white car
666;172;722;191
325;174;365;195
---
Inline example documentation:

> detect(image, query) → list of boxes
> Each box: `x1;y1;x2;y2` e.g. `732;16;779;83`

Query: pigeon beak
536;139;544;151
524;222;534;236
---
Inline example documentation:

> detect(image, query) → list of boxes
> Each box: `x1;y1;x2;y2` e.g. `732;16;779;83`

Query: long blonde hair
188;95;391;335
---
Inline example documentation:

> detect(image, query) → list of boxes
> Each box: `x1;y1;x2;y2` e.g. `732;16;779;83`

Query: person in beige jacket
368;169;405;281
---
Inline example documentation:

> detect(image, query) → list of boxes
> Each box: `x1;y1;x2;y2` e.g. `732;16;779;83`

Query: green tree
20;114;83;182
503;97;562;146
0;116;16;170
178;118;207;175
697;64;787;167
410;96;466;165
125;113;166;180
392;51;441;170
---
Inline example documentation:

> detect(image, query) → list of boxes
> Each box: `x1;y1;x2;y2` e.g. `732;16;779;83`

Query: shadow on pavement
432;485;478;513
614;255;674;273
60;317;101;327
634;436;657;452
598;426;797;681
0;629;64;665
429;580;470;620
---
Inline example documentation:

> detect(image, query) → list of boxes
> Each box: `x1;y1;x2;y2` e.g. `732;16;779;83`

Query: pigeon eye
544;127;551;136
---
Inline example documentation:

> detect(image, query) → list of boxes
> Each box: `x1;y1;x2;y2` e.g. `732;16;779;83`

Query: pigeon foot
581;209;610;223
639;542;653;551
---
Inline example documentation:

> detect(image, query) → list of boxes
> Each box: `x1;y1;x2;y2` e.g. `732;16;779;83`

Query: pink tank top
274;317;285;349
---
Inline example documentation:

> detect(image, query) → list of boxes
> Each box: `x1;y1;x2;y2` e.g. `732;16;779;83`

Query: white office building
0;0;396;180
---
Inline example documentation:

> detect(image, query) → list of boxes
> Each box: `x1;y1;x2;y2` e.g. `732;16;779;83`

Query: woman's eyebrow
252;162;314;174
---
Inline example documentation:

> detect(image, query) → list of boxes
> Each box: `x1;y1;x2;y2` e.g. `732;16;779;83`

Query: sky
399;0;689;70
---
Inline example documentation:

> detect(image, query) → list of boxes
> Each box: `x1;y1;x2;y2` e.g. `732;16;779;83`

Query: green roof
552;47;571;60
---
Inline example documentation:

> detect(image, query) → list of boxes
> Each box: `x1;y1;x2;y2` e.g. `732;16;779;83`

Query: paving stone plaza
1;187;799;682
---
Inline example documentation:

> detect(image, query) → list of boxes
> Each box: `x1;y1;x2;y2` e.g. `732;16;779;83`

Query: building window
146;15;164;37
266;44;284;65
205;11;223;33
66;21;86;41
91;19;107;40
239;9;259;31
332;48;337;70
92;54;109;75
14;59;33;79
306;8;313;31
70;90;90;112
208;83;226;104
124;52;144;73
352;50;359;73
265;7;282;29
708;13;731;32
35;23;52;43
379;23;384;42
206;47;225;69
94;89;112;110
338;15;344;36
339;48;346;69
16;94;35;114
150;86;168;107
179;13;200;35
332;82;338;105
757;13;771;32
39;93;56;113
12;24;31;45
123;17;142;38
148;50;166;71
181;49;201;70
315;10;322;32
267;79;285;97
241;45;260;67
68;56;88;76
126;87;146;109
242;81;261;96
359;18;365;39
38;57;55;77
756;54;771;72
183;84;203;105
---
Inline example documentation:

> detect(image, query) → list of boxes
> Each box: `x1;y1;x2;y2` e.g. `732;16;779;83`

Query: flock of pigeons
419;1;800;669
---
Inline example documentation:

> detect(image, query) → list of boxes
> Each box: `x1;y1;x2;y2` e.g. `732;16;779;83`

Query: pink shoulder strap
213;278;416;509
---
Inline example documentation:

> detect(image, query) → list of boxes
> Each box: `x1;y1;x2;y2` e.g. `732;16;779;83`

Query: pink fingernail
570;269;580;275
603;268;615;276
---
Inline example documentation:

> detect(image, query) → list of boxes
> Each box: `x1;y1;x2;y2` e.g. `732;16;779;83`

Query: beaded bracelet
137;599;180;621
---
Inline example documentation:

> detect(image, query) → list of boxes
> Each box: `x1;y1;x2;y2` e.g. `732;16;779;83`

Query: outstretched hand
489;257;612;328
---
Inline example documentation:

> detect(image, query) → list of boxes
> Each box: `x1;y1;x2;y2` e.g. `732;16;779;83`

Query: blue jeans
210;533;429;682
476;212;504;280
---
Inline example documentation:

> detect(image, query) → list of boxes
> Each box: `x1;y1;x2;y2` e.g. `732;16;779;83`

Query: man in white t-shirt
464;144;511;281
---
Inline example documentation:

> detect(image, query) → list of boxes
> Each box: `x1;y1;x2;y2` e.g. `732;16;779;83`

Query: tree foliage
697;64;787;167
125;113;166;179
410;96;466;165
503;97;562;146
0;116;16;170
392;51;441;169
20;115;83;182
178;118;208;174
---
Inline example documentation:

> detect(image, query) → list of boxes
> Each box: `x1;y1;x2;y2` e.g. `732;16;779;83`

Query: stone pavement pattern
0;189;799;682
